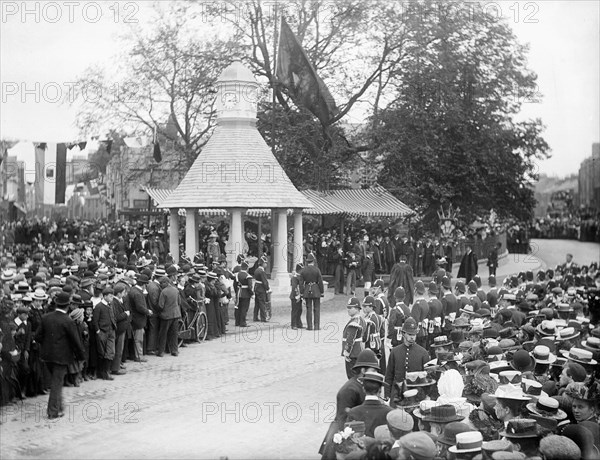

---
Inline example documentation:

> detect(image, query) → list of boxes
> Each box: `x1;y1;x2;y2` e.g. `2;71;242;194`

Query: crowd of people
321;255;600;459
530;215;600;242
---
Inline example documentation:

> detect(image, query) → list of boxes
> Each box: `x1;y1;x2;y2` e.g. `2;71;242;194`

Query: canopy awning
301;186;414;217
143;185;413;218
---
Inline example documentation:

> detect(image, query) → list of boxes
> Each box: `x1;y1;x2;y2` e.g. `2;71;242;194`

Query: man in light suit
35;292;85;419
299;253;324;330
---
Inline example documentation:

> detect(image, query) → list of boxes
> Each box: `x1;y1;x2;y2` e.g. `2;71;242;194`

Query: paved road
1;239;598;459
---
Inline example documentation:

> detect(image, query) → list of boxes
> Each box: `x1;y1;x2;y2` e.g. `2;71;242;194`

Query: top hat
422;404;465;423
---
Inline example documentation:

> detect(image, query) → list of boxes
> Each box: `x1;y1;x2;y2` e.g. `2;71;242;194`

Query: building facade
578;143;600;212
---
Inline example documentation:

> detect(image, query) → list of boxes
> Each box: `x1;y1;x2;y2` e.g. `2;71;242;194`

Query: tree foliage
371;2;549;228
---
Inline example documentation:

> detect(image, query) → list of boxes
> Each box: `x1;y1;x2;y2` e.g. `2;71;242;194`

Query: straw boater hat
499;418;542;439
1;270;15;281
448;431;483;454
555;327;580;342
530;345;556;364
31;288;49;301
581;336;600;357
536;320;557;337
560;347;598;366
526;396;567;421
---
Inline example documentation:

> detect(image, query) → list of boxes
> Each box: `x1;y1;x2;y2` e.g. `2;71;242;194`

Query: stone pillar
270;209;279;275
185;208;196;260
293;210;303;269
169;208;179;263
269;208;289;290
226;208;244;268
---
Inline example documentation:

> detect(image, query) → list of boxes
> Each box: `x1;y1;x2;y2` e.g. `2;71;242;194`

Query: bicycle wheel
195;311;208;342
177;318;186;348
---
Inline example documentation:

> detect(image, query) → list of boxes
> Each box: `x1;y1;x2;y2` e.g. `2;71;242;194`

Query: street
1;238;598;459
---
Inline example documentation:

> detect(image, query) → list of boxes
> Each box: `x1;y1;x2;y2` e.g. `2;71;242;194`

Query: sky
1;0;599;178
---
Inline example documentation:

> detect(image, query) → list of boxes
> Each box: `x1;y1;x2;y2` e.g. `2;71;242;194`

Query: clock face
222;92;238;109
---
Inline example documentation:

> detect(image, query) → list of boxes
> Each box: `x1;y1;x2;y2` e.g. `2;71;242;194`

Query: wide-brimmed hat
460;304;476;315
555;327;580;341
526;396;567;420
404;371;436;388
581;337;600;355
499;418;542;439
561;347;598;365
1;270;15;281
412;400;438;419
448;431;483;454
530;345;556;364
437;422;473;446
362;371;386;386
499;370;522;385
423;404;465;423
493;384;530;401
521;378;543;398
31;288;49;301
564;381;600;401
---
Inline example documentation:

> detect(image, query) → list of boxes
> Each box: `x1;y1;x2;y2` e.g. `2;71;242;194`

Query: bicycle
177;296;208;346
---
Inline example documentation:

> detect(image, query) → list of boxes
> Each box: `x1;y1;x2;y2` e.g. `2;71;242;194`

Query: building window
132;199;147;208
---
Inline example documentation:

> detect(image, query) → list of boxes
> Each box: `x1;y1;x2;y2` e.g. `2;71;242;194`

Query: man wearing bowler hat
128;273;152;362
35;291;85;419
385;317;429;407
299;253;324;330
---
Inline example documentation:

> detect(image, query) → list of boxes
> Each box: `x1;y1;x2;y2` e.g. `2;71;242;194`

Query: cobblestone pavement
1;247;583;459
0;297;350;460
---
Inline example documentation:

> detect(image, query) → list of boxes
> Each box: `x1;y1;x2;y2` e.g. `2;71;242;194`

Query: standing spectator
145;268;163;355
35;292;85;419
290;263;303;329
361;251;375;298
332;246;345;295
110;284;129;376
388;254;415;307
156;266;181;357
128;273;151;363
299;253;324;331
92;287;117;380
345;251;359;296
487;242;501;278
423;239;435;276
252;256;270;322
458;246;478;283
415;240;424;277
235;261;253;328
380;235;396;274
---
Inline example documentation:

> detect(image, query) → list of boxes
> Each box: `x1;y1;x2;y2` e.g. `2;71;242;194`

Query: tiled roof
159;122;312;209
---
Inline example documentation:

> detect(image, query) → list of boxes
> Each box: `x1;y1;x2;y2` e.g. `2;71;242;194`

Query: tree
73;2;241;171
205;0;413;189
372;2;549;229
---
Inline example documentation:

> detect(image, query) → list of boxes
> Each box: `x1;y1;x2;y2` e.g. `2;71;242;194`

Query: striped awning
301;186;414;217
143;185;413;218
142;186;281;217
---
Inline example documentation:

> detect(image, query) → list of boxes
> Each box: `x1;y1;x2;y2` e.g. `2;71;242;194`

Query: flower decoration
332;427;363;454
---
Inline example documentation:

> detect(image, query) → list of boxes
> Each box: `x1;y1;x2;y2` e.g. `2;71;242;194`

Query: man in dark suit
236;261;253;327
110;284;130;376
346;371;392;438
128;273;152;362
35;292;85;419
388;255;415;307
458;245;478;283
384;318;429;407
253;256;270;322
299;253;324;330
92;287;117;380
319;350;380;460
156;266;181;357
145;268;163;355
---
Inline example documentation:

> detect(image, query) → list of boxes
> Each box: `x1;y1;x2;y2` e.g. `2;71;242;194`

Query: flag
275;18;338;125
153;141;162;163
86;179;99;195
55;143;67;204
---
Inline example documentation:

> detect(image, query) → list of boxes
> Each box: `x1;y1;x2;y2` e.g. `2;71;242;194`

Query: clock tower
215;61;260;123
